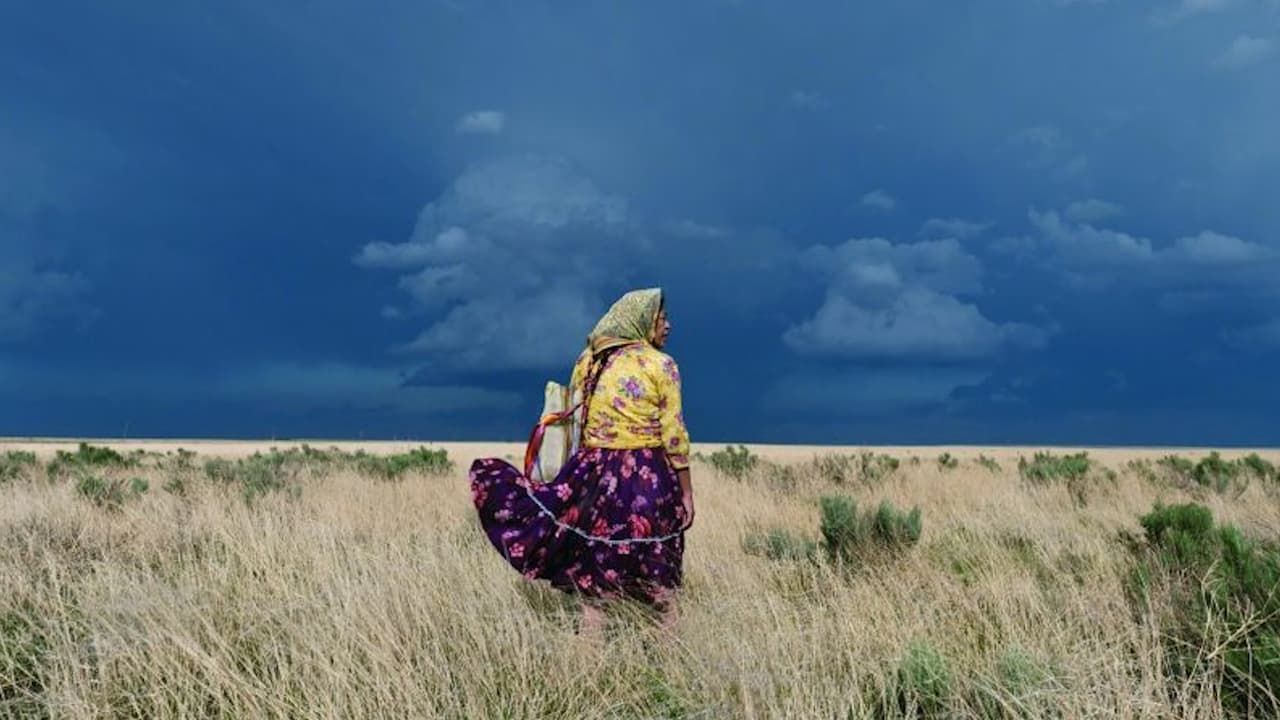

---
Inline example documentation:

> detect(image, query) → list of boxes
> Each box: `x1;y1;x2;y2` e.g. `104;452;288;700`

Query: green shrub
162;475;188;497
996;646;1050;694
896;640;954;716
203;454;299;504
237;453;297;503
937;452;959;471
708;445;758;480
810;452;900;486
75;474;147;510
1156;454;1195;481
1129;502;1280;716
819;495;865;563
1239;453;1277;481
1155;453;1269;495
977;455;1002;473
1192;452;1242;493
1127;459;1158;484
354;446;454;480
203;458;236;483
741;527;818;562
972;646;1056;718
170;447;198;471
1018;452;1099;506
47;442;138;478
820;495;922;564
0;451;38;482
1018;451;1090;482
873;501;923;547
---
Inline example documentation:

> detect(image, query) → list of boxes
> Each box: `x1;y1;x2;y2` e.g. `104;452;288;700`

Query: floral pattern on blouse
571;344;691;470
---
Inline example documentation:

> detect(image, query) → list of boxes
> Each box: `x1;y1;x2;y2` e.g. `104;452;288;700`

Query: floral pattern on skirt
470;447;687;604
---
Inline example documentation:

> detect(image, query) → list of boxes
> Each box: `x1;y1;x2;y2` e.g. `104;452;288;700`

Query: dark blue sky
3;0;1279;444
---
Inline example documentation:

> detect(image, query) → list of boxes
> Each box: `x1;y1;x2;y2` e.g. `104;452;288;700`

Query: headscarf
587;288;663;355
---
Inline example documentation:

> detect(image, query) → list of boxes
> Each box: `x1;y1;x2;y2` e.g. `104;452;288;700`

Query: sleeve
655;354;691;470
569;349;591;398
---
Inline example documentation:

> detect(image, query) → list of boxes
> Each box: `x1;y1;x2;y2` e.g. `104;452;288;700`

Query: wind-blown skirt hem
469;447;686;604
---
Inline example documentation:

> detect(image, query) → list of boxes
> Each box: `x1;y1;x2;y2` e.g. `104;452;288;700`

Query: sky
2;0;1279;445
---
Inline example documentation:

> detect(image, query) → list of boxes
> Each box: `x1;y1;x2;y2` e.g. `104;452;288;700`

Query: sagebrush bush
1130;502;1280;716
708;445;758;480
1018;451;1101;506
937;453;959;471
895;640;953;716
1239;452;1277;481
0;451;37;483
75;475;148;510
976;455;1001;473
1157;454;1195;481
1149;453;1262;495
1018;451;1090;482
1192;452;1241;493
810;452;900;486
47;442;138;479
741;526;818;562
204;453;300;504
819;495;921;564
354;446;454;481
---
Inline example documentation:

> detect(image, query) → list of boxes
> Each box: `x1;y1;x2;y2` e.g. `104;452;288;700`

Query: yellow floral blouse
570;343;691;470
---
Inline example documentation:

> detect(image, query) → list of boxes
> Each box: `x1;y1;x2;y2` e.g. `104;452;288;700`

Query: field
3;440;1280;719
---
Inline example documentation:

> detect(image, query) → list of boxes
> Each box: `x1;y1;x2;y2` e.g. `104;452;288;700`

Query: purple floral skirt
469;447;687;605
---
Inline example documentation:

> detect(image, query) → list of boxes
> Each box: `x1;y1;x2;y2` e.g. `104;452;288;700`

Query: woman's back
570;343;690;468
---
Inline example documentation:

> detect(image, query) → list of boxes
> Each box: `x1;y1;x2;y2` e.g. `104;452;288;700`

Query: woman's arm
677;466;694;529
653;353;694;527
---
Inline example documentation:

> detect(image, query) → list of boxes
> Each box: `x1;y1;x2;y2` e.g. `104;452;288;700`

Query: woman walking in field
469;288;694;637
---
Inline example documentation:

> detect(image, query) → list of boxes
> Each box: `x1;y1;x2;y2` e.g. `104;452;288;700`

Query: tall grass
2;444;1279;718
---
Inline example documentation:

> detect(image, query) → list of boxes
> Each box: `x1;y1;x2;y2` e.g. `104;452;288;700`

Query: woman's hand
676;467;695;530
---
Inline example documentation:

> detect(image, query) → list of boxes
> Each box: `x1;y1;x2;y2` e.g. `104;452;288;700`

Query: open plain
3;439;1280;718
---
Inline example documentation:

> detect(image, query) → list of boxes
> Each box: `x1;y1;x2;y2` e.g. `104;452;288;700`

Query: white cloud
1169;230;1269;264
400;287;599;367
1064;198;1124;223
1213;35;1274;68
784;289;1046;361
801;237;984;301
354;226;480;269
919;217;991;240
785;237;1046;361
354;155;644;371
996;208;1278;299
455;110;506;134
860;189;896;211
1026;210;1155;267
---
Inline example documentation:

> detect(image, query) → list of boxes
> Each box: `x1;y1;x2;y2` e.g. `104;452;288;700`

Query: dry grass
3;442;1280;719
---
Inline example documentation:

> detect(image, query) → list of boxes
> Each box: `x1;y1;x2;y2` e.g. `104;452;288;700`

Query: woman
469;288;694;636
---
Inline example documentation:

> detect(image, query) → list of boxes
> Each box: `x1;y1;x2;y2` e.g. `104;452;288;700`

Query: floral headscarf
587;288;663;355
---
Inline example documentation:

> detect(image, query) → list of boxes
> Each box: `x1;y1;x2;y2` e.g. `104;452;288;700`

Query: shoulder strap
523;344;631;479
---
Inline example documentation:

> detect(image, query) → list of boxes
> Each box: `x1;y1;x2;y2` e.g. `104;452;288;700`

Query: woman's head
588;288;669;353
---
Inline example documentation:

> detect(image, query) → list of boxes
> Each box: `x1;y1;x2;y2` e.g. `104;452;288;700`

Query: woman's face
651;306;672;349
